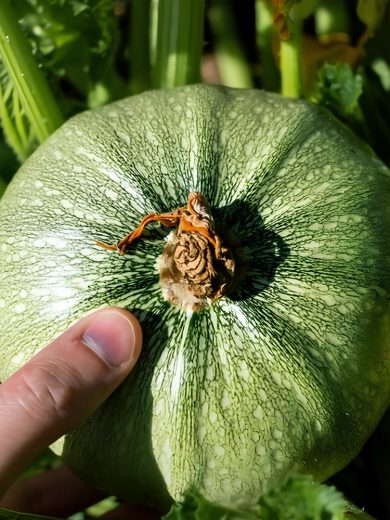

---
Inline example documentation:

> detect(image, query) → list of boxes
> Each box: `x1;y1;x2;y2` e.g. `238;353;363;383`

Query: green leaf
259;475;347;520
0;0;129;161
0;65;37;161
317;62;363;118
13;0;125;113
163;476;353;520
0;480;372;520
0;0;63;159
163;488;253;520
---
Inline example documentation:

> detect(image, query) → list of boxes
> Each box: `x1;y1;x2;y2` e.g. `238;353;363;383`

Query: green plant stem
0;0;63;145
280;18;303;98
151;0;204;89
315;0;350;39
255;0;279;91
0;81;27;160
130;0;151;94
207;0;253;88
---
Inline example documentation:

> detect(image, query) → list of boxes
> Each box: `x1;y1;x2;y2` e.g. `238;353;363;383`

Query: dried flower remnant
97;192;235;311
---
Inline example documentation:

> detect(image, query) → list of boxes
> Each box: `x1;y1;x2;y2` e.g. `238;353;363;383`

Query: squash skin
0;84;390;508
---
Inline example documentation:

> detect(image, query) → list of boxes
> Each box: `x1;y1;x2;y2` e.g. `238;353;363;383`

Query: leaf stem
130;0;151;94
280;17;303;98
0;81;25;160
0;0;63;145
151;0;205;89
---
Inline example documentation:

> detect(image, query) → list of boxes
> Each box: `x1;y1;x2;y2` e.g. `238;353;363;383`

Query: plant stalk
151;0;205;89
0;81;27;160
130;0;151;93
0;0;63;146
280;17;303;98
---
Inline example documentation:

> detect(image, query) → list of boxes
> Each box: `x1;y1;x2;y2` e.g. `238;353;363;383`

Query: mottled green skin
1;85;390;508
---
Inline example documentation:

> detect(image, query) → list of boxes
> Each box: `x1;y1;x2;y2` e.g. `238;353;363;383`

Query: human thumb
0;307;142;495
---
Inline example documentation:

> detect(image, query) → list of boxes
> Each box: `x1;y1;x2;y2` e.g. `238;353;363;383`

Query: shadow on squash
214;198;290;303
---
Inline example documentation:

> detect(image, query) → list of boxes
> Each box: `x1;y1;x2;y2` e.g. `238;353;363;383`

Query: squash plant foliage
0;84;390;509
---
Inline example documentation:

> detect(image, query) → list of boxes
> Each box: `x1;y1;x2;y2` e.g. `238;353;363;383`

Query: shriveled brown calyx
160;227;235;312
97;192;235;312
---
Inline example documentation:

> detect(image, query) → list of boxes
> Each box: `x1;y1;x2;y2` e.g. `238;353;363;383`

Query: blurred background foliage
0;0;389;190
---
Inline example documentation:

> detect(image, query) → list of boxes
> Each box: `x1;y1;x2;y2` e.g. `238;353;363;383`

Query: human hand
0;308;157;518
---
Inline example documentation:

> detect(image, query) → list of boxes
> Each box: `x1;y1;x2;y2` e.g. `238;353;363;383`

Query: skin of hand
0;307;159;519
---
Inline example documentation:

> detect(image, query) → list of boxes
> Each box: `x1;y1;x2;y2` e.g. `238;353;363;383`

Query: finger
0;307;142;497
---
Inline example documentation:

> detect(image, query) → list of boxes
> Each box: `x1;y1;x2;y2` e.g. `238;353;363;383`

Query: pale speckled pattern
1;85;390;508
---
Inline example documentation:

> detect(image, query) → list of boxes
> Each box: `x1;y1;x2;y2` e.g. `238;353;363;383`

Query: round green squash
1;84;390;509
